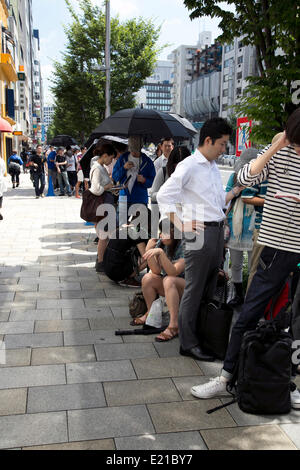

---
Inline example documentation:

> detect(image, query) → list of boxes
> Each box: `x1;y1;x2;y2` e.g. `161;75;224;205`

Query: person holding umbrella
112;136;156;225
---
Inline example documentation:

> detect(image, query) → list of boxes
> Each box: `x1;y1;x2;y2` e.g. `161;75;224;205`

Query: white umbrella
168;113;198;137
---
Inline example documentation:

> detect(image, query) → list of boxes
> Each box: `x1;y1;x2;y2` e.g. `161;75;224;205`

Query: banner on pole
236;117;252;157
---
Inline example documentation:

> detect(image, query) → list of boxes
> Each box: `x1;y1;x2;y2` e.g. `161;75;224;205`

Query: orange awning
0;117;13;132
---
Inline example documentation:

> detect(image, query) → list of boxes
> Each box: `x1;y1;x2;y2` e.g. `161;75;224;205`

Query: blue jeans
57;171;71;195
33;173;45;196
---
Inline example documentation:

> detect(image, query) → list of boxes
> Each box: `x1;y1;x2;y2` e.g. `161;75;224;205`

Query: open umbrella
90;108;191;142
169;113;198;137
49;135;78;147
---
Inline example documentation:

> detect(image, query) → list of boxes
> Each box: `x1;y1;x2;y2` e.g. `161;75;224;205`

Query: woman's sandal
130;317;146;326
155;327;179;342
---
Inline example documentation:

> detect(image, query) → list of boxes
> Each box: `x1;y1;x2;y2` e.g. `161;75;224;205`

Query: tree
184;0;300;143
50;0;161;144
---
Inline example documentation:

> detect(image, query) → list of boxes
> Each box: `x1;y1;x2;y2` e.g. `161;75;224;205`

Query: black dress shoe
180;345;215;362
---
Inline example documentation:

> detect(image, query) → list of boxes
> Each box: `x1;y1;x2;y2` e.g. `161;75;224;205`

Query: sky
32;0;231;104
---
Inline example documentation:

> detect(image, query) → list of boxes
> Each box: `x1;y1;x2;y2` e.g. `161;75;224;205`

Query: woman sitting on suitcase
132;219;185;343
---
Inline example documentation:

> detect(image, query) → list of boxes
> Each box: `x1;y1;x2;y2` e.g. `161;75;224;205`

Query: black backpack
234;320;293;415
208;285;293;416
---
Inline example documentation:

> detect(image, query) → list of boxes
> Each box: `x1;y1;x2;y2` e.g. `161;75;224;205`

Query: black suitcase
198;271;234;360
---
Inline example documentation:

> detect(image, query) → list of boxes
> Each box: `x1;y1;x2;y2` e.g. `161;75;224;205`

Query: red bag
264;278;291;321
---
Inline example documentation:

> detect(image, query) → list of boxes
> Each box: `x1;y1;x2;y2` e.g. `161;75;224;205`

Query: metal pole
105;0;111;118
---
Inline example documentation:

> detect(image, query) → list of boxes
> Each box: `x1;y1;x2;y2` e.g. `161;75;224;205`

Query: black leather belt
204;221;224;227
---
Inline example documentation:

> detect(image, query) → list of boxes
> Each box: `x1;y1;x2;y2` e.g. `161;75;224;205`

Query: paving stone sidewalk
0;175;299;450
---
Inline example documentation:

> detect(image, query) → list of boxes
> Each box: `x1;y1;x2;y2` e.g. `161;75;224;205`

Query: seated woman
132;220;185;343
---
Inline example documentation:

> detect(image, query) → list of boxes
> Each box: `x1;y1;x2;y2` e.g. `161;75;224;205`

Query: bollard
46;175;55;197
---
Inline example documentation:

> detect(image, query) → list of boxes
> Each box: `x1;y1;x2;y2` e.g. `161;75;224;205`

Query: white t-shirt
66;155;76;172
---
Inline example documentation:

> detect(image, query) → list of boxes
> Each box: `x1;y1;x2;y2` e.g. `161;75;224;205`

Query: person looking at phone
157;118;244;362
112;136;156;226
190;108;300;408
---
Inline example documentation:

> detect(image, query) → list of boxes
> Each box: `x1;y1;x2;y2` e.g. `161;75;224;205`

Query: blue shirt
112;152;155;205
47;151;57;171
8;154;23;166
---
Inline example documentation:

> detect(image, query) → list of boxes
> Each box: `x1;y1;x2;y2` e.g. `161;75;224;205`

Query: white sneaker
191;377;230;399
291;388;300;410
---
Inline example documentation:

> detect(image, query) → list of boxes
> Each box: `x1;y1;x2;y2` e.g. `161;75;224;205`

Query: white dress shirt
156;149;227;222
154;154;168;173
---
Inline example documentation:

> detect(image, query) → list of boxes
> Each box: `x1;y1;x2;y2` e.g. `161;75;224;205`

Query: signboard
236;117;252;157
13;131;23;136
18;72;25;81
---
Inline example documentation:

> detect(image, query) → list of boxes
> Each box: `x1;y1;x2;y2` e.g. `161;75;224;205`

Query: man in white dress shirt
157;118;244;361
154;138;174;173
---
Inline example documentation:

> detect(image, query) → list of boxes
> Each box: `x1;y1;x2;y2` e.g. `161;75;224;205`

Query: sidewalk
0;174;299;450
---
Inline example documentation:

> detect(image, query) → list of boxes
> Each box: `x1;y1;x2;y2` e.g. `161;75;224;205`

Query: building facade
183;42;222;122
220;37;258;120
9;0;34;151
43;104;54;132
136;61;173;113
0;0;17;166
32;29;43;144
168;45;198;116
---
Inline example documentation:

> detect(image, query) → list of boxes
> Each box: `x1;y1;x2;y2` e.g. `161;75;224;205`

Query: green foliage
184;0;300;143
50;0;161;144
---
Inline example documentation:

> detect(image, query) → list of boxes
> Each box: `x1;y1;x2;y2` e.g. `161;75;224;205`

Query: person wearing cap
225;147;259;307
112;136;156;225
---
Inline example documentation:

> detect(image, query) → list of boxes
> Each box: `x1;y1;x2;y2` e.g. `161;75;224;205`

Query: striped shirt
238;145;300;253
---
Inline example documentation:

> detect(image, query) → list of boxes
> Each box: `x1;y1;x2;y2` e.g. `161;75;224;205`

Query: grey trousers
179;226;224;350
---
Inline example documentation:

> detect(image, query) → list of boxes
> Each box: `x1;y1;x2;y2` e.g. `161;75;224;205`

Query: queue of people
84;111;300;410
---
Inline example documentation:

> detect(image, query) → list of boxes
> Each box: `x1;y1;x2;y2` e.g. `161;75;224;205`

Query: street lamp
105;0;111;118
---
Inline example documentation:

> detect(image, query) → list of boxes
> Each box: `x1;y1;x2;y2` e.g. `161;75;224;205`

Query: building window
236;87;242;96
238;56;243;65
223;75;229;82
238;40;244;49
224;59;232;68
223;89;228;97
237;71;242;80
222;104;227;111
224;44;234;54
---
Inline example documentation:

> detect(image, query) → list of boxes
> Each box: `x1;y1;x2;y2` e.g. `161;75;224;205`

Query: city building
168;45;198;116
0;0;18;166
136;60;173;113
32;29;44;144
43;104;54;132
183;42;222;122
220;37;258;120
9;0;34;151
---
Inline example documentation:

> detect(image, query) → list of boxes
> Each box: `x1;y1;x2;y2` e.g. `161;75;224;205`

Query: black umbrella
49;135;78;147
90;108;191;142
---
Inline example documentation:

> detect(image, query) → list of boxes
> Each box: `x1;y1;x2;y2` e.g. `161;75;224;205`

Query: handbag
80;190;105;223
198;270;234;360
129;292;147;318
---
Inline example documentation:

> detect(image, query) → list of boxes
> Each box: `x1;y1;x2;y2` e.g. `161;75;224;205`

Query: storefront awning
0;117;13;133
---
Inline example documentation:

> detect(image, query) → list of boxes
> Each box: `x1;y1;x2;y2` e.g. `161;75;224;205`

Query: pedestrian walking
8;150;23;188
30;145;47;198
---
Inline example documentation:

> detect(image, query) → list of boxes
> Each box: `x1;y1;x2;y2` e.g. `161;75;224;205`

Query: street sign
236;117;252;157
18;72;25;81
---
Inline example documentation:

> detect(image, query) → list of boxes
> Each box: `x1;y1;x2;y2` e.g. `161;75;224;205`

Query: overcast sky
32;0;231;104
